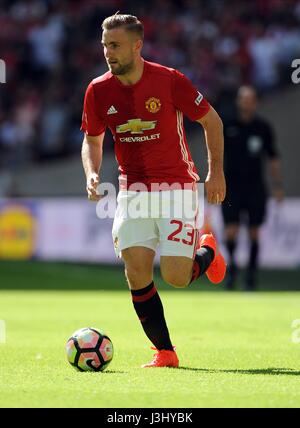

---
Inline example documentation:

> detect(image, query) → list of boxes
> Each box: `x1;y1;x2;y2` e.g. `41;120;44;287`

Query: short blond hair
102;13;144;40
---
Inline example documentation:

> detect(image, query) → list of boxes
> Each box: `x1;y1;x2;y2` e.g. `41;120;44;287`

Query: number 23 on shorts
167;219;196;246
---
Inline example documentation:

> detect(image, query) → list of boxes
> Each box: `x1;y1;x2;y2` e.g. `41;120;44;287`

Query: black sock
131;282;173;351
189;247;215;284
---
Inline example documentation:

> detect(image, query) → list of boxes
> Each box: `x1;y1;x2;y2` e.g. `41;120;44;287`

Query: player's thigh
158;189;198;287
160;255;193;288
122;245;156;290
112;215;158;257
156;189;198;259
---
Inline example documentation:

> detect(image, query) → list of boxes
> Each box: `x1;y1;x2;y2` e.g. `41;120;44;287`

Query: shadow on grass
179;367;300;376
76;370;126;374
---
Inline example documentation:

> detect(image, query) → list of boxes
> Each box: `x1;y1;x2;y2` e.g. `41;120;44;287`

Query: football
66;327;114;372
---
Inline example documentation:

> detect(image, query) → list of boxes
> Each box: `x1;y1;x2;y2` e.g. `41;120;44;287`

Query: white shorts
112;189;200;259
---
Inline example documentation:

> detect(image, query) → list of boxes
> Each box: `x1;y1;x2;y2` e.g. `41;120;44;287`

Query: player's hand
86;173;101;201
205;170;226;205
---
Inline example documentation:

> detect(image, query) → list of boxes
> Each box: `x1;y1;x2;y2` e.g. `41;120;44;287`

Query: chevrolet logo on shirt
116;119;157;134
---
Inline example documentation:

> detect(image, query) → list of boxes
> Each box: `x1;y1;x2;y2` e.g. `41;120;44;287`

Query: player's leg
159;224;225;287
160;255;193;288
157;188;225;286
121;244;178;368
113;192;178;367
156;188;225;286
122;245;155;291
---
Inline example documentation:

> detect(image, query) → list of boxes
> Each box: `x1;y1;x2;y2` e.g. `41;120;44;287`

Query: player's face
101;28;140;75
237;88;258;116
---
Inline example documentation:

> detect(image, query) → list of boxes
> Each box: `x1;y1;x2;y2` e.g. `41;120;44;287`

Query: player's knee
125;265;143;283
162;272;190;288
124;265;151;290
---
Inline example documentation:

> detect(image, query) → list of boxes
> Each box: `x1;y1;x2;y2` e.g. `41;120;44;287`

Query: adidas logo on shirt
107;105;118;115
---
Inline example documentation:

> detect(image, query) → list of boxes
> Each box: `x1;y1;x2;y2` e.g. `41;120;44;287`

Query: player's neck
116;58;144;86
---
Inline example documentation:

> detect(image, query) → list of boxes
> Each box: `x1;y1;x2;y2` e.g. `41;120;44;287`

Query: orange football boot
141;347;179;368
199;233;227;284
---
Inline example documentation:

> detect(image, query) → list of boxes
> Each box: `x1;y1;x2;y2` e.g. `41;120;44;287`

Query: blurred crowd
0;0;300;171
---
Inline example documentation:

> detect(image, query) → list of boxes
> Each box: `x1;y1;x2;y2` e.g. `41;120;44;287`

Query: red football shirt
81;60;211;190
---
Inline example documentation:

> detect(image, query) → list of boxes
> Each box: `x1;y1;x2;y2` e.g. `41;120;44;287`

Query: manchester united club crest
145;97;161;113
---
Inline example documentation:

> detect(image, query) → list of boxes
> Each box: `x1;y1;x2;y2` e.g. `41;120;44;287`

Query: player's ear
134;38;143;53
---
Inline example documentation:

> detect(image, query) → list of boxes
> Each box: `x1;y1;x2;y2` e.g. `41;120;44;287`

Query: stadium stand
0;0;300;196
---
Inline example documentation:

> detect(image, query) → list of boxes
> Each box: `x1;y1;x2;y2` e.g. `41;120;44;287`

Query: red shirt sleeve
81;82;106;136
171;69;211;121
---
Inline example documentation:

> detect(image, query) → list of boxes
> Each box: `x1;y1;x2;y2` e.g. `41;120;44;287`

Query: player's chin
110;68;122;75
108;63;117;71
109;64;126;75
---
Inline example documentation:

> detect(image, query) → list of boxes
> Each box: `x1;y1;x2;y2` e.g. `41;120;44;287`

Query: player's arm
171;69;225;204
81;81;106;201
197;107;226;205
81;132;104;201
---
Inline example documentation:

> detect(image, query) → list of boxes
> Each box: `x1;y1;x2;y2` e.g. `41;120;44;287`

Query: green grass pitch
0;261;300;408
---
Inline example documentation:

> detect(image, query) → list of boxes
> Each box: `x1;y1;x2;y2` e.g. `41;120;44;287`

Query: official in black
222;86;283;290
